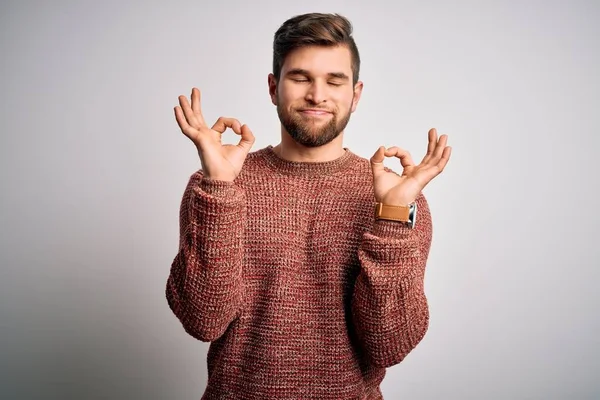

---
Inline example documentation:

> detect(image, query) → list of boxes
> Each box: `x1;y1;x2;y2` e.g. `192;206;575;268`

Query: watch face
410;202;417;229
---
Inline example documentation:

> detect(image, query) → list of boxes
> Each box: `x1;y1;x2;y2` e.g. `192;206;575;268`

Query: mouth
298;109;333;117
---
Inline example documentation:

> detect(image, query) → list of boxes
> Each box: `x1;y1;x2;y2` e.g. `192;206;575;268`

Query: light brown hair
272;13;361;85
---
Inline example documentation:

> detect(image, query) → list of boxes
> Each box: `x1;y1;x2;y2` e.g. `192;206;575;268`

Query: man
166;13;451;399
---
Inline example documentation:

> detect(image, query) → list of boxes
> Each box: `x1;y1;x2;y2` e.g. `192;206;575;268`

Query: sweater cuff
370;219;413;240
190;178;245;219
198;178;239;198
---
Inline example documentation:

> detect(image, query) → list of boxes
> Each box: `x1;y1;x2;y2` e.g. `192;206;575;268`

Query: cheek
278;86;300;107
335;91;355;110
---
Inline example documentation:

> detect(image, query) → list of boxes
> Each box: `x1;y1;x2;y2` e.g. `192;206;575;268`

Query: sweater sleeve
166;170;246;342
351;192;432;368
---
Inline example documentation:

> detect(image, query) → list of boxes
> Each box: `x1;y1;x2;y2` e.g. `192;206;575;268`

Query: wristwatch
374;202;417;228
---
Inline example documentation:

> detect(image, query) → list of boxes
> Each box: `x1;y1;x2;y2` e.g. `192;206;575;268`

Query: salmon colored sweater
166;145;433;399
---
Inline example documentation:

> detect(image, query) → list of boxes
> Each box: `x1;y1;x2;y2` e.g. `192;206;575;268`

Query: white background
1;0;598;399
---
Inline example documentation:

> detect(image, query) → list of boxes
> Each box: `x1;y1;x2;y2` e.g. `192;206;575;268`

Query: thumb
370;146;386;177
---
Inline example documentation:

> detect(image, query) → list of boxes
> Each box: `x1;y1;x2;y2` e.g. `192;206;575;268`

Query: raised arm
165;88;255;341
352;128;451;366
352;193;432;367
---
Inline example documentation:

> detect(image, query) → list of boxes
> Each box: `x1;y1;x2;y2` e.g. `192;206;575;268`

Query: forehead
281;45;352;76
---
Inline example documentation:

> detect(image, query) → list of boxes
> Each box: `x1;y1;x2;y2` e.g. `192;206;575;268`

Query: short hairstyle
272;13;361;85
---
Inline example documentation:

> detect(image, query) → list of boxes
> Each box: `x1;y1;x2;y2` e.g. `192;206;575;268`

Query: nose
305;80;327;104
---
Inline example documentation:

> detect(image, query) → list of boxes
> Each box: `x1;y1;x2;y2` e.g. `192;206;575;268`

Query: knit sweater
166;145;433;399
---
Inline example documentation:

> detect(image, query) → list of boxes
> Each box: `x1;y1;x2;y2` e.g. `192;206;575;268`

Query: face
269;45;363;147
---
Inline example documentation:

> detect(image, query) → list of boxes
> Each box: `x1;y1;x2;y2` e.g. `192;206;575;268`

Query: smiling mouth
298;109;333;116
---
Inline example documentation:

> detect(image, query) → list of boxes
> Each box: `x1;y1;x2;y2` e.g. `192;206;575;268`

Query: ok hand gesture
174;87;255;182
370;128;452;205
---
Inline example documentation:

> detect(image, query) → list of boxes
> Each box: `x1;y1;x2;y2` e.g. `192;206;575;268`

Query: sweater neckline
261;145;356;177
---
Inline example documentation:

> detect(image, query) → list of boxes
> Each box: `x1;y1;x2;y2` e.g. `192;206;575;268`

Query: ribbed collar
260;145;357;177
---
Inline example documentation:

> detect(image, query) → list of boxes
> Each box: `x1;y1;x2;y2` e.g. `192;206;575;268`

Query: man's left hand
370;128;452;205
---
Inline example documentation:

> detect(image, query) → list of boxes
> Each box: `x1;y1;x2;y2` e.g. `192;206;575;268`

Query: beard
276;97;353;148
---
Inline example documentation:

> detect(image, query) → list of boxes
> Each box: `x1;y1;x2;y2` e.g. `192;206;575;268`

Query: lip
298;109;333;116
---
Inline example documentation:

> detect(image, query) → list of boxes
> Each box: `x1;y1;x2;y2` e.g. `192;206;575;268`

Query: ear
351;80;364;113
268;73;278;106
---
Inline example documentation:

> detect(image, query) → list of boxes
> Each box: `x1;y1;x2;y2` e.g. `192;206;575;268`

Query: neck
273;131;346;162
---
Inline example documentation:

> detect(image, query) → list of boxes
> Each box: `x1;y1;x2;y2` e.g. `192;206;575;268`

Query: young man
166;13;451;399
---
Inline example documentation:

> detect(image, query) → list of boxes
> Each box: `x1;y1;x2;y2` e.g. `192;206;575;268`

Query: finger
190;87;206;126
237;124;256;152
421;128;438;164
211;117;242;134
423;131;448;165
435;146;452;171
426;128;437;155
369;146;386;176
385;146;415;168
433;134;448;158
178;94;201;128
421;145;452;181
174;106;196;138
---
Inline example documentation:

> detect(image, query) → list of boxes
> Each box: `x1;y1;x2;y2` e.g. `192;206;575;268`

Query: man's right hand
174;87;255;182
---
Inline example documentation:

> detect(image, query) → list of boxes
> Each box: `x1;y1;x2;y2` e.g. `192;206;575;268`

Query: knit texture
166;145;433;399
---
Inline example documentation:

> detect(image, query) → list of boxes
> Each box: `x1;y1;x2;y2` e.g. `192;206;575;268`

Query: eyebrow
285;68;350;81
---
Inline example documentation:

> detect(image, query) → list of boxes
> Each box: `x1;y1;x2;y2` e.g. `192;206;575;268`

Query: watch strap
375;202;417;228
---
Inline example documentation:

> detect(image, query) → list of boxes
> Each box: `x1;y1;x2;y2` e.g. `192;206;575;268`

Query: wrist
378;197;415;207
